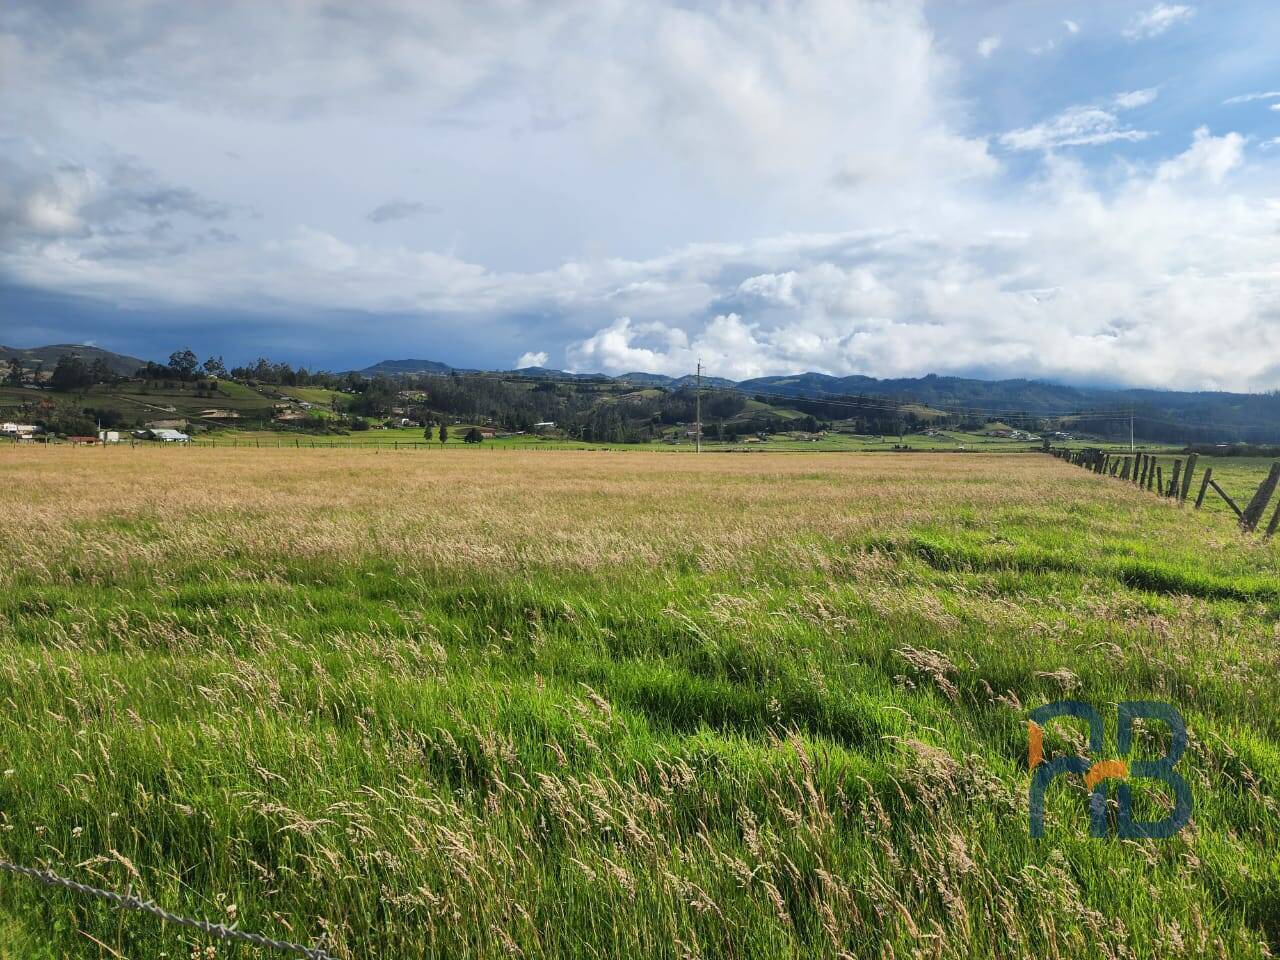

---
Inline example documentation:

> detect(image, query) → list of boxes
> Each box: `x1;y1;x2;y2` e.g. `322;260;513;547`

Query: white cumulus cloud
1124;4;1195;40
515;351;549;369
2;1;1279;390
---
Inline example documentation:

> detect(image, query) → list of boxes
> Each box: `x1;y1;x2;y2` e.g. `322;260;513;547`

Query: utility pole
695;359;702;453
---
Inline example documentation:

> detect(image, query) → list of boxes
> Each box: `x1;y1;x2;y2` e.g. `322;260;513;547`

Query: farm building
146;428;190;443
1;423;40;437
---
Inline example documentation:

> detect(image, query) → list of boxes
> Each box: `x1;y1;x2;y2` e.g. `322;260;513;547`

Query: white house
148;428;190;442
1;423;39;437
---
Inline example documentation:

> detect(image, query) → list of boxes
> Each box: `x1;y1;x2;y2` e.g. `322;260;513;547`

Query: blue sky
2;1;1279;387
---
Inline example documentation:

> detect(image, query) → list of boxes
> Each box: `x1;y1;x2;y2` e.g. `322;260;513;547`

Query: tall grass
0;448;1277;958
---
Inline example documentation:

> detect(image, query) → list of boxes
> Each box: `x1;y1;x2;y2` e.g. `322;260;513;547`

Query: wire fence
0;859;333;959
1050;446;1280;536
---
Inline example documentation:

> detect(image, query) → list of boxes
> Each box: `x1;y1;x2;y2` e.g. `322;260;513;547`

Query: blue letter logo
1028;700;1191;839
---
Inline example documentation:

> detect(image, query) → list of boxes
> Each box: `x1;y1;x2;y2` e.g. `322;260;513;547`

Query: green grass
0;450;1278;958
196;425;1059;453
1056;451;1280;520
197;427;637;449
274;385;351;407
1;380;281;425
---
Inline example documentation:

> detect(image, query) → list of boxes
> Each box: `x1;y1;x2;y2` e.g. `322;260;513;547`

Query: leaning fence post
1240;461;1280;532
1209;477;1244;519
1195;468;1212;509
1168;460;1182;498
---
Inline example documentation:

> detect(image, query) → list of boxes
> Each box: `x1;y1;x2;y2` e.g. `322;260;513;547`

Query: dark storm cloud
0;147;236;261
366;199;439;224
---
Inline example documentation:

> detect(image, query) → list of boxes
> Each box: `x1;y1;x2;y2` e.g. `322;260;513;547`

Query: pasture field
1;448;1278;959
194;426;1069;453
273;386;350;408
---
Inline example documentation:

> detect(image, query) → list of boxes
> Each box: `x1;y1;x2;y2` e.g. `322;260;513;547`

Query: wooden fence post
1139;456;1149;488
1265;498;1280;539
1168;460;1181;498
1179;453;1198;503
1195;468;1212;509
1156;466;1163;496
1240;461;1280;532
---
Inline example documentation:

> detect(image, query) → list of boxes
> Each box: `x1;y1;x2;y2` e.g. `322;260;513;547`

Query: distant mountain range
349;358;1280;439
6;345;1280;440
0;343;147;377
617;371;739;390
734;371;1280;424
356;359;1279;418
356;358;738;389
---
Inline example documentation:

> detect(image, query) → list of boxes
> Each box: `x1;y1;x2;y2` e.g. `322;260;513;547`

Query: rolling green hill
5;343;1280;443
0;343;148;376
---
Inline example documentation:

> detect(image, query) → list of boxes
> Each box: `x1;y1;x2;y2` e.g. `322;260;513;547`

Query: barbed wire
0;859;334;959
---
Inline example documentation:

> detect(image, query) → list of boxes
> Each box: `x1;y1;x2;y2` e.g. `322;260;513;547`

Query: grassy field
192;426;1062;453
273;386;350;407
1;448;1279;958
0;381;276;423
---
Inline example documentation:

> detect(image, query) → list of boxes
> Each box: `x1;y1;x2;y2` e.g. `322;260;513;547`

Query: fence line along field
2;448;1278;958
